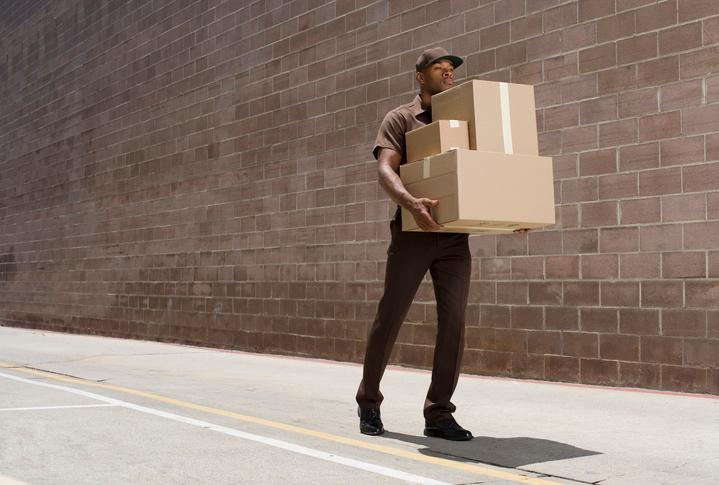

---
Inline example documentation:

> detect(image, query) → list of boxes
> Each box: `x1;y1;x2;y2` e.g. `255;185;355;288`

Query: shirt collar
410;94;431;116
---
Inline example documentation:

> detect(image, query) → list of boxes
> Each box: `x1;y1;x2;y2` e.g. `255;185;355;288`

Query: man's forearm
378;165;416;209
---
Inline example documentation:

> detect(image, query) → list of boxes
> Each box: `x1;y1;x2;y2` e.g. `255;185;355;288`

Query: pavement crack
19;365;107;383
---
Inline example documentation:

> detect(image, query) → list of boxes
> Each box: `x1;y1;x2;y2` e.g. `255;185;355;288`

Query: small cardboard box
400;148;555;234
406;120;470;163
431;80;539;156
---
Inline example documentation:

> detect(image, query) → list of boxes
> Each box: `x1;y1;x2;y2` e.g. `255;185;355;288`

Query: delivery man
355;47;473;441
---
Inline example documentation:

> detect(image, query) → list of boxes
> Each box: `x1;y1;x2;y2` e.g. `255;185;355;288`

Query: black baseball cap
415;47;464;72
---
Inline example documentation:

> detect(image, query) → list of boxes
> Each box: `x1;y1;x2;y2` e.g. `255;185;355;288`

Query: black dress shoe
358;407;384;435
424;415;473;441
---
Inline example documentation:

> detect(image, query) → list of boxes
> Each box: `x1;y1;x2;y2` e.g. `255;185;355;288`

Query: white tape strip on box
499;82;514;155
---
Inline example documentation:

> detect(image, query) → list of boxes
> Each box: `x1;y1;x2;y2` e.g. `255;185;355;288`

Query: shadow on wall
0;247;17;283
383;431;600;468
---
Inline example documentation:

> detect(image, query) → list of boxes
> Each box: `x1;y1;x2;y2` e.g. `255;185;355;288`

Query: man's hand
409;198;443;231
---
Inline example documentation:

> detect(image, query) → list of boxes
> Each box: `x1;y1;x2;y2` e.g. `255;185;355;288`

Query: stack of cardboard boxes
400;80;555;234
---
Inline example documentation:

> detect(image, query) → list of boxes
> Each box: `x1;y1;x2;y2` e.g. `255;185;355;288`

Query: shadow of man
382;431;600;468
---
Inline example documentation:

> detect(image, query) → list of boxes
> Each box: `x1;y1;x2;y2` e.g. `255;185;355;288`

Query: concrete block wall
1;0;718;394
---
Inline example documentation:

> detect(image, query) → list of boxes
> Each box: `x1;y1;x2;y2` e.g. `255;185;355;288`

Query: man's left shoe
423;415;473;441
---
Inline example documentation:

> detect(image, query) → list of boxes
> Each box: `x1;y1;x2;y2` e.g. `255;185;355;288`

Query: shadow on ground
382;431;601;468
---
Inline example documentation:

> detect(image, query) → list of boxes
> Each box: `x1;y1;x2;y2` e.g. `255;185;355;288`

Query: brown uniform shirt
372;94;432;165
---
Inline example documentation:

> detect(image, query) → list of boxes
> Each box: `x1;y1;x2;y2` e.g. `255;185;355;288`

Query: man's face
417;60;455;94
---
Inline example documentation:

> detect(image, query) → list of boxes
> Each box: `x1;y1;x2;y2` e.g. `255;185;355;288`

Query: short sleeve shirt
372;94;432;166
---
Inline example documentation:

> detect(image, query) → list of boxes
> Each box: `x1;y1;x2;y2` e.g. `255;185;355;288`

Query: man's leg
356;221;435;411
424;234;471;424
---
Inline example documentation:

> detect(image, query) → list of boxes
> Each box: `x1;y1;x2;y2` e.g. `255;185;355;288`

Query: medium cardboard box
431;80;539;156
400;148;555;234
406;120;470;163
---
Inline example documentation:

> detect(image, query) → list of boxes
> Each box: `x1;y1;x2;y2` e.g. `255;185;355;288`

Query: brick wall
1;0;717;394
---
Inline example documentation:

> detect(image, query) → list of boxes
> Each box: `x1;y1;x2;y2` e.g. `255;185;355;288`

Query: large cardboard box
431;80;539;156
406;120;470;163
400;148;555;234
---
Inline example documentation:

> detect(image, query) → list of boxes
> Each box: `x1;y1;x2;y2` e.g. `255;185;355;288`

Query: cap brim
436;55;463;69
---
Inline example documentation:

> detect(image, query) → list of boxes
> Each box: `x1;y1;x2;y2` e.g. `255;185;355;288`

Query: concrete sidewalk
0;325;717;485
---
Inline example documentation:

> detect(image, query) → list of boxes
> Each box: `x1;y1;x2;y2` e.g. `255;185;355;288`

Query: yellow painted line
0;362;561;485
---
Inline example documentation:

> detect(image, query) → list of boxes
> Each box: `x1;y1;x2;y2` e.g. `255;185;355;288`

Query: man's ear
415;71;424;85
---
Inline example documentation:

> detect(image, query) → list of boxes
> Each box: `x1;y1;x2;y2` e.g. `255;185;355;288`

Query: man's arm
377;147;443;231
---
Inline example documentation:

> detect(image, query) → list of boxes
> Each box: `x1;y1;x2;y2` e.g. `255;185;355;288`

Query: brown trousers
356;209;471;423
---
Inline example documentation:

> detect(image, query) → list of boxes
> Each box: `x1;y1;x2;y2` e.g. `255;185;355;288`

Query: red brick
564;229;600;254
639;111;681;142
578;43;617;74
662;193;706;222
704;15;719;44
480;305;511;328
620;253;661;279
481;258;511;280
546;355;580;382
563;332;599;358
621;197;661;224
511;13;543;41
619;87;659;118
564;282;600;306
581;254;619;279
544;53;579;80
561;74;598;103
495;0;527;22
598;65;637;95
600;334;640;361
619;142;660;171
660;135;704;166
511;60;543;84
511;306;544;330
708;74;719;104
562;125;598;153
561;22;597;52
581;200;619;227
684;221;719;250
709;134;719;161
639;224;683;251
527;31;563;60
580;96;618;125
492;328;529;353
685;281;719;308
641;336;683;364
498;282;529;304
528;330;563;354
602;281;641;307
642;281;684;308
511;353;547;379
599;173;638;199
709;310;719;337
601;227;640;253
597;11;636;43
662;251;707;278
600;119;638;148
617;0;656;11
529;282;563;305
619;362;661;388
561;178;597;203
545;104;580;131
620;308;661;335
680;46;719;79
481;22;511;49
579;0;615;22
661;365;708;392
546;306;580;330
659;22;702;55
638;167;682;196
582;308;619;333
580;149;617;177
525;231;563;258
662;309;707;337
637;56;680;88
636;0;678;34
511;256;544;279
617;33;657;64
544;3;578;32
679;0;719;21
683;340;719;366
465;4;494;30
546;255;580;279
683;104;719;135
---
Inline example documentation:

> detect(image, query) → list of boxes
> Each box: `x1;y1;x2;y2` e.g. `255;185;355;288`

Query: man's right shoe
423;415;473;441
358;407;385;436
